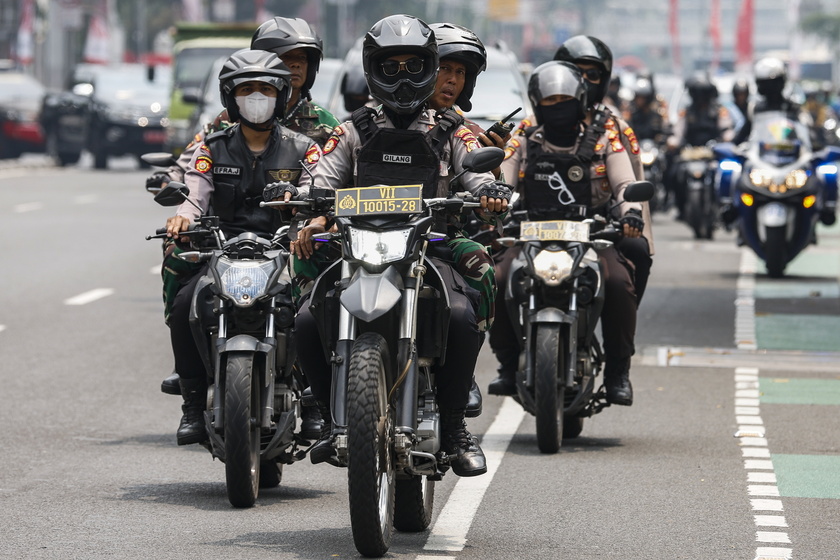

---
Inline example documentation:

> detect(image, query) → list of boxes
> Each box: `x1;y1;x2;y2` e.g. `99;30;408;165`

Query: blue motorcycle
715;111;840;277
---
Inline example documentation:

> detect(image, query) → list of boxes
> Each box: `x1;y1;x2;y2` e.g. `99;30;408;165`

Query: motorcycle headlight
347;226;412;266
784;169;808;189
640;151;656;166
749;169;774;188
532;249;574;287
216;259;276;306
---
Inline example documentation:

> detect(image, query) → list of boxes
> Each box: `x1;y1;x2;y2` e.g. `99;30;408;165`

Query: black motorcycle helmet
429;22;487;112
340;64;370;113
251;17;323;95
528;60;587;123
634;77;655;104
219;49;292;123
732;77;750;98
553;35;613;105
685;71;717;104
362;14;438;115
754;57;786;99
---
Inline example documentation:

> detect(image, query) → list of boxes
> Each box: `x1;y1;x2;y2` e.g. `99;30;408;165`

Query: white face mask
235;92;276;124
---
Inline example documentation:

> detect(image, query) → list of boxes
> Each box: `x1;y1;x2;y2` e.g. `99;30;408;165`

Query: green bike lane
749;220;840;558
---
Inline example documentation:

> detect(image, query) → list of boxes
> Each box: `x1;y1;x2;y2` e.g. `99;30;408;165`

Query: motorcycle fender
530;307;574;325
340;266;403;323
758;202;789;228
219;334;273;355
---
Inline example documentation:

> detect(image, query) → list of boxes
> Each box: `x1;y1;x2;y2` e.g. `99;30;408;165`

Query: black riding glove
478;181;512;202
620;208;645;231
145;172;170;193
263;181;298;202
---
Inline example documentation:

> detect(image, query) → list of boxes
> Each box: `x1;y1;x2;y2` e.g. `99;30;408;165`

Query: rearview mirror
461;147;505;174
623;180;654;203
153;181;190;207
141;152;176;167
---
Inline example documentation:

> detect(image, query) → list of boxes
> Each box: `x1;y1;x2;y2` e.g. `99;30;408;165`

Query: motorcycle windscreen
750;111;811;166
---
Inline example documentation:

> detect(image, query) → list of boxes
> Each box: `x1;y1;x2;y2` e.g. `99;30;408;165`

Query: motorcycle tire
394;475;435;532
347;332;395;557
765;226;788;278
224;351;261;508
534;325;565;454
687;188;712;240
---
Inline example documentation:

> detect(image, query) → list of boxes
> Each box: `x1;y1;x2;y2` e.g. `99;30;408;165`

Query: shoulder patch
195;155;212;173
455;128;481;152
304;144;321;164
322;135;340;155
199;144;211;154
623;126;640;154
332;124;345;136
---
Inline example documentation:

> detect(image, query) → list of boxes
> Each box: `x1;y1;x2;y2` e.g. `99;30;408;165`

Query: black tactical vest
205;124;313;238
684;104;721;147
523;129;593;221
352;107;462;198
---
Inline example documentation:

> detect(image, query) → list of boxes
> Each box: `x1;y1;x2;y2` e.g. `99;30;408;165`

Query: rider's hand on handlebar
165;215;191;240
291;215;329;260
478;182;511;213
619;209;644;239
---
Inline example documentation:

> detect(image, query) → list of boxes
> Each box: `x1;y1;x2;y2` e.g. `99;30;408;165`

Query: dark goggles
581;67;602;82
380;57;424;77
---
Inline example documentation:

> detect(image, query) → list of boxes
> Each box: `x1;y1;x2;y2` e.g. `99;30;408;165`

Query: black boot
440;408;487;477
604;357;633;406
299;404;324;440
177;378;208;445
309;401;339;466
488;348;518;396
161;371;180;395
465;378;483;417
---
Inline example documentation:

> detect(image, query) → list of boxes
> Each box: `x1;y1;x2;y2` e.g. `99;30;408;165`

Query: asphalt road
1;159;838;560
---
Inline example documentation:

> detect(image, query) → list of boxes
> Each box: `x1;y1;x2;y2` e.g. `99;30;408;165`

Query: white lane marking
423;398;526;553
736;249;758;350
150;265;160;275
0;325;5;333
74;194;99;204
64;288;114;306
733;367;792;559
14;202;43;213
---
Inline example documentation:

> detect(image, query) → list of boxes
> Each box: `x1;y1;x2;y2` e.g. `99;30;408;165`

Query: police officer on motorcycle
292;14;509;477
163;50;320;445
628;77;669;143
488;60;642;406
667;72;733;220
551;36;655;307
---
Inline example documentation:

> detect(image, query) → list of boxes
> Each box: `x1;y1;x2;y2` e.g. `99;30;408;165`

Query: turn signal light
740;193;755;207
803;195;817;209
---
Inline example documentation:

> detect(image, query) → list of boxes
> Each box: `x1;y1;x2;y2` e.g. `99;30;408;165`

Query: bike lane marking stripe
734;367;792;560
422;398;526;553
0;325;5;333
64;288;115;306
735;249;758;350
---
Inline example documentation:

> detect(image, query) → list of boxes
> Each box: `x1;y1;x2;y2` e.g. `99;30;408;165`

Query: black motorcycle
265;148;504;557
678;143;718;239
148;183;306;508
497;181;654;453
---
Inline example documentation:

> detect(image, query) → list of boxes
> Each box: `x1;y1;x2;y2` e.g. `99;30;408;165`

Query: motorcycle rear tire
347;332;395;557
687;188;713;240
394;475;435;532
765;226;788;278
562;415;584;439
224;352;260;508
534;325;565;454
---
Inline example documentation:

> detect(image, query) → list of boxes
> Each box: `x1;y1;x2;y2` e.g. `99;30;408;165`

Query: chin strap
239;116;274;133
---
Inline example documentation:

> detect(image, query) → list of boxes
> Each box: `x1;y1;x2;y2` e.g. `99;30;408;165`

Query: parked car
182;56;227;146
0;71;46;159
40;63;171;168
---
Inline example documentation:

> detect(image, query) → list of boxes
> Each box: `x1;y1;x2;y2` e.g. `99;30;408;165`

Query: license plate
143;129;167;143
520;220;590;242
336;184;423;217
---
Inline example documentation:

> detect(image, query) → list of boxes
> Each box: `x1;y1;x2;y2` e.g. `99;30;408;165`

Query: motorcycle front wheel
534;325;565;454
394;475;435;532
765;226;788;278
224;352;261;508
347;332;395;557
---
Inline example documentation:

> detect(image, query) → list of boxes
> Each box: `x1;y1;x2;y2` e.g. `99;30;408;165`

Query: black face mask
539;100;581;146
583;80;602;105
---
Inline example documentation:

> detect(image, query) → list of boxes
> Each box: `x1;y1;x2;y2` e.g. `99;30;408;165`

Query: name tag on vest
214;166;242;176
383;154;412;164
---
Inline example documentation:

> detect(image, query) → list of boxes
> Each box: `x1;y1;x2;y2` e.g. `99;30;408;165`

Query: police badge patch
268;169;302;182
195;155;212;173
304;144;321;164
568;165;584;182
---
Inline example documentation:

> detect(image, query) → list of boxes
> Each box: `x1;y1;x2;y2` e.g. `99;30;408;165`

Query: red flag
710;0;721;71
669;0;681;74
735;0;754;69
15;0;35;65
